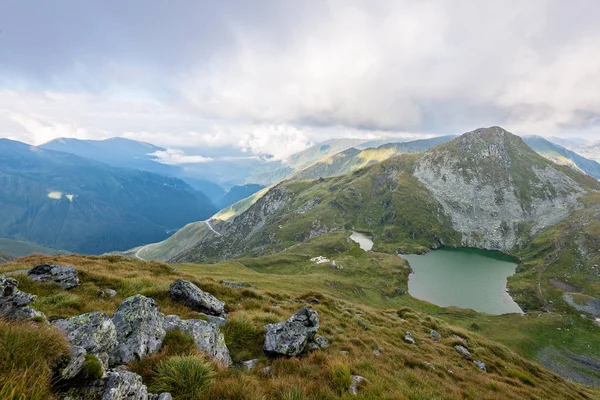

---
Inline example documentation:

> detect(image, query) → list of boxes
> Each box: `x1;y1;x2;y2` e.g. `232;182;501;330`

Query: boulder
110;295;165;365
28;264;80;289
264;307;319;356
169;280;225;317
102;370;148;400
473;360;487;372
241;359;259;371
350;375;368;395
200;313;227;327
61;345;88;380
404;331;416;345
163;314;231;366
454;345;471;359
307;335;329;351
54;312;118;368
0;275;45;320
430;330;441;342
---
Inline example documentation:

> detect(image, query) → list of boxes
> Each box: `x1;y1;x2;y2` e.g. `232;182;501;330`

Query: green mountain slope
524;135;600;179
0;238;63;258
0;139;217;254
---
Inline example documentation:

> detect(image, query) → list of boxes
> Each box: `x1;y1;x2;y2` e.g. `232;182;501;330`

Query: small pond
350;231;373;251
403;248;523;315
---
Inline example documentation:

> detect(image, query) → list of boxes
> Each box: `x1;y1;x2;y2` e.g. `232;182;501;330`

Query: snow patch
47;191;63;199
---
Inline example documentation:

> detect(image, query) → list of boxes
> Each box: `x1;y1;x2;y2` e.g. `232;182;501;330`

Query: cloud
1;0;600;155
149;148;213;165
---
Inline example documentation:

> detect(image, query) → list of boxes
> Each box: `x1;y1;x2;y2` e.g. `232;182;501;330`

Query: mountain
0;238;64;258
216;184;265;209
548;137;600;163
41;137;228;201
523;136;600;179
294;136;457;180
146;127;598;265
0;139;217;253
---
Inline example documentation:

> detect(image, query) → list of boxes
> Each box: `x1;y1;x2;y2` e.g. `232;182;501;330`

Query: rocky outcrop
163;314;231;366
404;331;416;345
110;295;165;365
454;345;471;359
413;127;584;251
264;307;319;356
102;370;148;400
28;264;80;289
0;275;45;320
54;312;118;368
61;345;88;380
169;280;225;316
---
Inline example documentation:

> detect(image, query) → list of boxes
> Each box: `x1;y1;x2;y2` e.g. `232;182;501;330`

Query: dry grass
1;254;598;399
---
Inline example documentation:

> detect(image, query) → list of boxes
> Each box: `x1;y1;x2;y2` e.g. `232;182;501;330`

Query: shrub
221;317;263;363
149;356;216;399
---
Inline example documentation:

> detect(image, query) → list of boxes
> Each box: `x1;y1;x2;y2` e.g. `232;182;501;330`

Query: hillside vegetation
1;253;599;399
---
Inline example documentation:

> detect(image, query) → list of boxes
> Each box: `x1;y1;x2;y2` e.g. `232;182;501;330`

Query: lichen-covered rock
200;313;227;327
0;275;45;320
61;345;87;380
169;280;225;316
307;335;329;351
149;394;173;400
264;307;319;356
163;314;231;366
404;331;416;345
54;312;117;368
102;370;148;400
110;295;165;366
28;264;80;289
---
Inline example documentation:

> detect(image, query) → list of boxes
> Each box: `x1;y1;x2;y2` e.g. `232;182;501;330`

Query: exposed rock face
102;370;148;400
414;127;584;251
264;307;319;356
61;345;88;380
163;314;231;366
110;295;165;365
0;275;45;320
170;280;225;316
28;264;80;289
54;312;118;367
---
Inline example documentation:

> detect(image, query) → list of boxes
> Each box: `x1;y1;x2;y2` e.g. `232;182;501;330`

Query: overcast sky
1;0;599;160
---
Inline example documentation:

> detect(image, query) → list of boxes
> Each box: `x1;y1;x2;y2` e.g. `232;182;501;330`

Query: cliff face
413;127;584;251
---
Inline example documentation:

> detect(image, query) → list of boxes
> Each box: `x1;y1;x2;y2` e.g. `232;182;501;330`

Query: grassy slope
0;238;64;258
1;253;599;399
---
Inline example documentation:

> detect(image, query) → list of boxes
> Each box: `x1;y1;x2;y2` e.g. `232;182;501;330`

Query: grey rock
350;375;368;395
54;312;117;367
0;275;45;320
452;335;468;345
473;360;487;372
61;345;88;380
357;320;368;330
220;280;255;289
404;331;416;345
163;314;231;366
373;349;381;356
200;313;227;327
102;370;148;400
28;264;80;289
105;289;117;297
423;361;435;370
307;334;329;351
170;279;225;316
430;330;441;342
149;394;172;400
454;345;471;359
264;307;319;356
241;358;259;371
110;295;165;365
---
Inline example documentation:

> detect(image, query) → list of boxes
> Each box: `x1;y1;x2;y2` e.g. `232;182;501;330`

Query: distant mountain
547;137;600;163
524;136;600;179
216;184;265;209
0;238;63;258
0;139;217;254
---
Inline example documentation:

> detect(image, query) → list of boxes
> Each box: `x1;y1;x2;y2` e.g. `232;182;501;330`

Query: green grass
149;355;216;399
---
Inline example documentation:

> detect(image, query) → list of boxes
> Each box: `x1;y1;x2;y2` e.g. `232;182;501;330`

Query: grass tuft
149;355;216;399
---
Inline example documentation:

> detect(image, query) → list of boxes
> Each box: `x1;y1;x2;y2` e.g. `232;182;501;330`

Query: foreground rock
28;264;80;289
163;314;231;366
66;369;171;400
169;279;225;316
110;295;165;365
54;312;118;368
61;345;88;380
264;307;319;356
0;275;45;320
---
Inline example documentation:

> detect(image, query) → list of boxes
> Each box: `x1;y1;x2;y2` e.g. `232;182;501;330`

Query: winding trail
205;219;222;236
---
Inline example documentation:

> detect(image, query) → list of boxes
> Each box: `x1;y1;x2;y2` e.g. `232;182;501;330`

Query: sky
1;0;599;161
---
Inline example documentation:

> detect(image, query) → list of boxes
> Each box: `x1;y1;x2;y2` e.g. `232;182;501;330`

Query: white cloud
149;148;213;165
